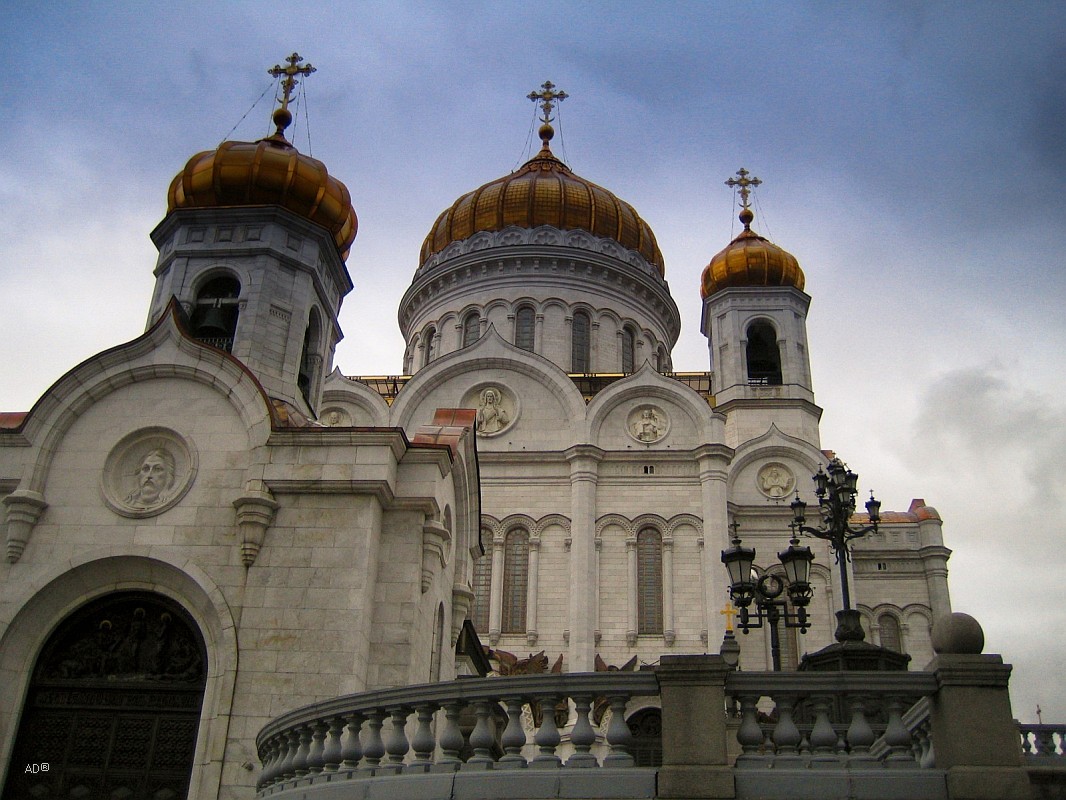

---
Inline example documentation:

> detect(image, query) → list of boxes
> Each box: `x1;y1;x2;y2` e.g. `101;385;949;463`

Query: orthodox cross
528;80;569;124
719;603;738;631
268;53;316;114
725;167;762;211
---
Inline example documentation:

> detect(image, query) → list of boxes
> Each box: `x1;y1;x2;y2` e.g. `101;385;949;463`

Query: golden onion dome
419;127;664;274
700;208;805;298
167;107;357;259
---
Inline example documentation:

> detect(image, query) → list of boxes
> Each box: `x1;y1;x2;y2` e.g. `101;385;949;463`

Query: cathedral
0;62;953;799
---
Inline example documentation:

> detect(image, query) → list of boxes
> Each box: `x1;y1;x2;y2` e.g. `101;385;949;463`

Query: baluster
1037;728;1057;757
1020;727;1033;756
845;695;877;763
292;725;313;777
566;695;598;767
531;696;562;767
771;694;803;765
363;709;386;770
307;720;328;774
882;696;916;767
808;695;841;766
257;737;278;788
276;729;299;782
383;706;410;773
437;701;465;769
918;722;936;768
736;695;767;767
603;695;635;767
499;697;528;767
409;703;437;771
340;713;364;772
322;716;345;772
467;699;497;767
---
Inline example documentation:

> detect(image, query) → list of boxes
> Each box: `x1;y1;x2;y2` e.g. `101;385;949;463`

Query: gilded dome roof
419;136;664;274
167;110;357;259
700;208;805;298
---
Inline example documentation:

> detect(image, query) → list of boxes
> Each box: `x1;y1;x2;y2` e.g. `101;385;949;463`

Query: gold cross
268;53;316;115
725;168;762;211
528;80;569;124
720;603;738;631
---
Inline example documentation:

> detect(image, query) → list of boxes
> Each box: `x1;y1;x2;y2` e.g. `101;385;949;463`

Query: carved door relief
3;592;207;800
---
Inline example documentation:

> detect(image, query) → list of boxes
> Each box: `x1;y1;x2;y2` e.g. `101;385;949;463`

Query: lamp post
720;522;814;671
789;457;880;643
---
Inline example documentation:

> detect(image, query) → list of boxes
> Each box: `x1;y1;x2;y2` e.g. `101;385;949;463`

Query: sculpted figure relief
634;408;663;442
476;388;510;434
126;448;176;508
757;463;795;499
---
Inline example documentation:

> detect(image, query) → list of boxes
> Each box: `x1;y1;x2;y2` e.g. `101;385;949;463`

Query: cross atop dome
267;53;316;138
726;168;762;231
528;81;568;147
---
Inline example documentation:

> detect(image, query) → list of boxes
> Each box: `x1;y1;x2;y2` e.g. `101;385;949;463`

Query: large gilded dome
700;208;804;298
167;109;357;259
419;137;665;274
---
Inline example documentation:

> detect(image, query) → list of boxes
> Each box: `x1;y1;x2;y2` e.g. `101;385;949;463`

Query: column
526;536;540;646
488;535;504;645
663;536;675;646
626;536;638;646
534;312;544;353
565;445;603;672
697;446;732;647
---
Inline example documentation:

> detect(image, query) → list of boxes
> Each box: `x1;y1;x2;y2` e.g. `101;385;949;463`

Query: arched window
627;708;663;767
571;311;591;373
514;306;535;352
621;326;636;373
656;345;670;373
422;326;437;367
298;308;321;405
879;613;904;653
746;322;782;385
190;274;240;352
3;592;207;799
636;528;663;635
462;312;481;347
430;603;445;682
502;529;530;634
471;549;492;633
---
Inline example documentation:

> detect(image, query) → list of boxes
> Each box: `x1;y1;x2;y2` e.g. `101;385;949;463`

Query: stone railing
1019;723;1066;762
724;671;939;767
255;671;660;798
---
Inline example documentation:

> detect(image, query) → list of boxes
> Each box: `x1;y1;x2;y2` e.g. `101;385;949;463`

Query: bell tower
145;54;356;415
700;169;819;446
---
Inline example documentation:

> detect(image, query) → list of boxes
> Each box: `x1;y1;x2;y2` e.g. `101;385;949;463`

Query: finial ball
539;123;555;143
739;208;754;227
272;107;293;132
931;612;985;655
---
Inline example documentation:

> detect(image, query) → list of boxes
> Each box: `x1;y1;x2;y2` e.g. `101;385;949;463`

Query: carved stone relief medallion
102;428;197;518
320;407;351;427
757;462;795;499
627;405;669;444
464;384;518;437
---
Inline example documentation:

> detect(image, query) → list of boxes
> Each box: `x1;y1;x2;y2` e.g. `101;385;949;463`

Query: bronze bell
195;301;230;339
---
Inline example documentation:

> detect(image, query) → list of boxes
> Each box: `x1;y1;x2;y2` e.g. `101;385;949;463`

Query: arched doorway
627;707;662;767
3;591;207;799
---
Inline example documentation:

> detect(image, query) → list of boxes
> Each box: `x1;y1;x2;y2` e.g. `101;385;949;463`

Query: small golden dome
167;127;357;259
700;209;804;298
419;137;664;274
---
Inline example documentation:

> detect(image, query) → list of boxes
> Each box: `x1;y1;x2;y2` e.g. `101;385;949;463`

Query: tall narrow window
621;326;636;373
462;312;481;347
298;308;321;406
657;345;670;373
190;275;240;352
746;322;782;385
879;613;904;653
422;326;437;367
515;306;535;352
572;311;591;372
430;603;445;681
636;528;663;634
471;551;492;633
502;529;529;633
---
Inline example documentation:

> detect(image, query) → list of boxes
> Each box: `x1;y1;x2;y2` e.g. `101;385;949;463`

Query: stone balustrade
1019;723;1066;762
255;671;660;798
724;671;939;768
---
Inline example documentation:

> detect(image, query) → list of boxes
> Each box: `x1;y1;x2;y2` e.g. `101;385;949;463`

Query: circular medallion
465;384;517;437
757;462;795;499
627;405;669;444
320;407;351;427
102;428;197;518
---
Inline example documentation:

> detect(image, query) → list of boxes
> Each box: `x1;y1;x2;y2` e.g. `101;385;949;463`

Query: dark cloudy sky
2;2;1064;721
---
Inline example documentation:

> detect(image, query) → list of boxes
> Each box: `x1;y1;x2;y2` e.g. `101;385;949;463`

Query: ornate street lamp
789;457;880;643
721;522;814;671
